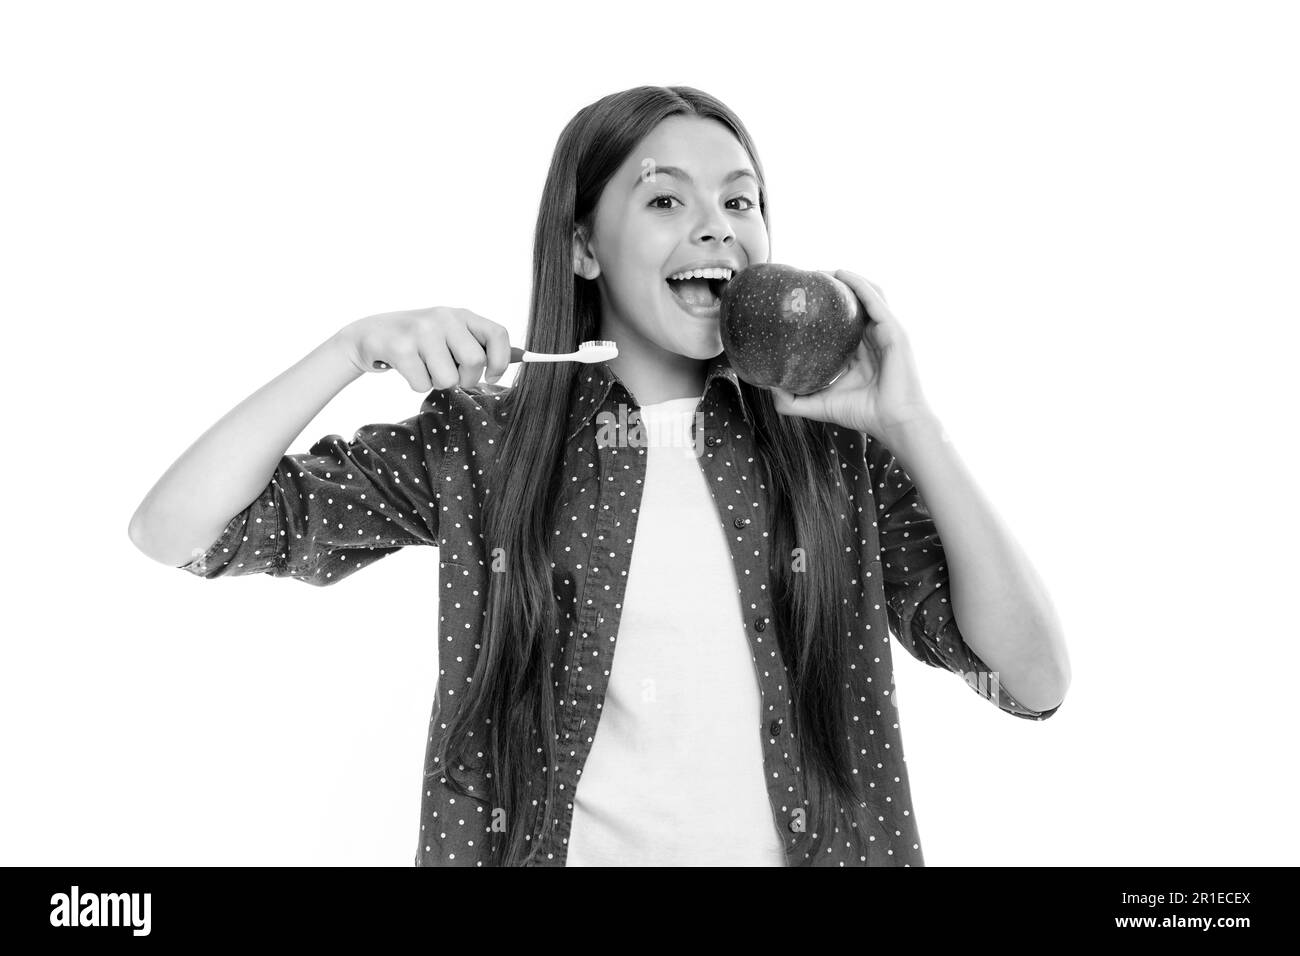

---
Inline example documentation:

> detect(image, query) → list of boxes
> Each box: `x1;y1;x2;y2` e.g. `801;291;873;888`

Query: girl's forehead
627;118;750;175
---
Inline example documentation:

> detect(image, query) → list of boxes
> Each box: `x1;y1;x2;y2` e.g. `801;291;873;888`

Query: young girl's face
577;114;770;363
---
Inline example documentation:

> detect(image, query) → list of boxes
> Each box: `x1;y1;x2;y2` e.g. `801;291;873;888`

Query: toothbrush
509;340;618;364
371;339;617;370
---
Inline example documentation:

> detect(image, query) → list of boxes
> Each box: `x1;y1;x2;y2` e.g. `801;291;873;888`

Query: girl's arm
768;270;1069;716
880;415;1071;715
128;332;363;568
129;305;513;569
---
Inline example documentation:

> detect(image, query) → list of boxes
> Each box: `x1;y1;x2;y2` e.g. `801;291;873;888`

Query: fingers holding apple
833;269;905;353
834;271;940;432
779;269;936;436
719;262;938;437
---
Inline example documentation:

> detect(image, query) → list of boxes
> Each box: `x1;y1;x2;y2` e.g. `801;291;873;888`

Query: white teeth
667;267;733;282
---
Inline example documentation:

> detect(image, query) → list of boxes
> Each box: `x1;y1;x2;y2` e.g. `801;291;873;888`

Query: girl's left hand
767;270;938;441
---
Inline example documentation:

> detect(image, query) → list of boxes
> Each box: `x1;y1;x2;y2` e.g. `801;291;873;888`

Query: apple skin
719;263;866;396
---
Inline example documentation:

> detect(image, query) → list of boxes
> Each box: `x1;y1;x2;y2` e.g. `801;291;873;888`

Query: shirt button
706;435;721;447
768;719;781;736
733;516;749;529
754;617;767;632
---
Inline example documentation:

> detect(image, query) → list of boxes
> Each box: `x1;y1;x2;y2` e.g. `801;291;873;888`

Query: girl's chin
663;298;722;336
664;325;723;360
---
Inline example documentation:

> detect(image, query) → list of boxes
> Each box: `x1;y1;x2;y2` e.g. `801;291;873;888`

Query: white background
2;0;1296;866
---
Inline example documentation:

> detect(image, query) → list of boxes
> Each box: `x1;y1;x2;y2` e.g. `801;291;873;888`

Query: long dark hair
434;85;870;865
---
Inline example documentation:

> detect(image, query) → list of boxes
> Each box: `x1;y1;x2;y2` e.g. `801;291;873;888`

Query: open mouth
665;273;730;317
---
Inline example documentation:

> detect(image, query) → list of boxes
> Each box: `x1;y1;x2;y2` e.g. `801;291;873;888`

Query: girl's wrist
880;411;948;454
321;329;367;382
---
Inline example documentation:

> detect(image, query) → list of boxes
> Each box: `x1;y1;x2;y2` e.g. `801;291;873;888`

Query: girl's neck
598;326;707;406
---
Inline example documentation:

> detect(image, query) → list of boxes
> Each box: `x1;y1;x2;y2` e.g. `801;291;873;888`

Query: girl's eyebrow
635;166;758;189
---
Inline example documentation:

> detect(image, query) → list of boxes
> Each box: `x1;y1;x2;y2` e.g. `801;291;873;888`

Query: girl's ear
572;225;600;281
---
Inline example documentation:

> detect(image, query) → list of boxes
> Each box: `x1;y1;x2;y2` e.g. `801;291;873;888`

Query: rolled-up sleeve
178;391;450;587
867;433;1059;721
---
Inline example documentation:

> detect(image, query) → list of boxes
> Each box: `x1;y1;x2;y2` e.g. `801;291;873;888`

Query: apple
719;263;866;395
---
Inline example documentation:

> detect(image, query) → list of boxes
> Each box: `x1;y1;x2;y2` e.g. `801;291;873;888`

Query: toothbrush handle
510;346;564;363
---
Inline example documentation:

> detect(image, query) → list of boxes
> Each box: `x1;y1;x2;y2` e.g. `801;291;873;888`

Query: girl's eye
648;194;758;211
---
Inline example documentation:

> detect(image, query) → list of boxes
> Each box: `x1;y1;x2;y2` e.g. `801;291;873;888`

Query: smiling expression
574;114;772;362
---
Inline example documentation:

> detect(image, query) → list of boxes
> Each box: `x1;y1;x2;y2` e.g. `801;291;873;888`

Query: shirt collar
565;351;751;444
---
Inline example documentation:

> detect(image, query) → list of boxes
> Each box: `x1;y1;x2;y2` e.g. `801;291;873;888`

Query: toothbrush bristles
579;340;617;348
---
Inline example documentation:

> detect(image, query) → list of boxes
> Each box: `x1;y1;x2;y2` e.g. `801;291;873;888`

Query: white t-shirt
565;395;788;866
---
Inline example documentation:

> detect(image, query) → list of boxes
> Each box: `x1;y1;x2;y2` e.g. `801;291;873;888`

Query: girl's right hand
334;307;513;391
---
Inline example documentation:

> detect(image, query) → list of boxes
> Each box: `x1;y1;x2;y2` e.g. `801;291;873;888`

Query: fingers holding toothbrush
335;307;514;390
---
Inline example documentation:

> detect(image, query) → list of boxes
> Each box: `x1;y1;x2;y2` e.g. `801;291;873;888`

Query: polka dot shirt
180;350;1059;866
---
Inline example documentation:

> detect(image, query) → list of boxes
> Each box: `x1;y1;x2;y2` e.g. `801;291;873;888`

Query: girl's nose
694;211;735;245
697;227;735;245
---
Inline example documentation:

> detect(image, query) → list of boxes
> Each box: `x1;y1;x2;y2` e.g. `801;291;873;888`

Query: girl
129;85;1069;867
